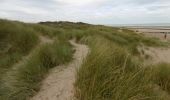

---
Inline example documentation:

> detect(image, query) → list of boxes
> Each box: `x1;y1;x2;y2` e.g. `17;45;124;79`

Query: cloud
0;0;170;24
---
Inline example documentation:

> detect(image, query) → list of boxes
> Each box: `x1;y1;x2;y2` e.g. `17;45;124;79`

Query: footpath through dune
31;40;89;100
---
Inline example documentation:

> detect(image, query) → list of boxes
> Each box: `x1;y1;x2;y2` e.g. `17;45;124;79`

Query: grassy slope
42;22;170;100
0;19;170;100
41;21;170;100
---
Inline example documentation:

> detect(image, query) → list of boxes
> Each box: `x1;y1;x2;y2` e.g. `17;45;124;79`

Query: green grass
75;37;157;100
29;23;64;38
153;63;170;94
0;19;39;54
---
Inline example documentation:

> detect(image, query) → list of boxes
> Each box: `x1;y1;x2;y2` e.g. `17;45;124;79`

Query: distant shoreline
127;27;170;30
109;23;170;28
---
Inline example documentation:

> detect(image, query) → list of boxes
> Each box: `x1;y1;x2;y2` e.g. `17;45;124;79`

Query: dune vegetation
0;19;170;100
0;19;73;100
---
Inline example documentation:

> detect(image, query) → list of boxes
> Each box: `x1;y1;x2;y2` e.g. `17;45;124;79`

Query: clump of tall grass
30;24;64;38
66;29;87;41
153;63;170;93
0;39;73;100
141;37;169;47
75;37;157;100
0;19;39;54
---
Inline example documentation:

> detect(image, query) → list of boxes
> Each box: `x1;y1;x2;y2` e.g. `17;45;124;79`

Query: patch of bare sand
31;40;89;100
39;35;54;44
142;47;170;64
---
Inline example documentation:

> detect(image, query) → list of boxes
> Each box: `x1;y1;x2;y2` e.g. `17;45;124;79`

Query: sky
0;0;170;24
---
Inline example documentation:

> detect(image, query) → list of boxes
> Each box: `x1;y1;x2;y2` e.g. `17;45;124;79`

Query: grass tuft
153;63;170;93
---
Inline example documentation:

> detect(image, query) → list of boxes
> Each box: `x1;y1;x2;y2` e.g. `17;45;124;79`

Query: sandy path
31;40;89;100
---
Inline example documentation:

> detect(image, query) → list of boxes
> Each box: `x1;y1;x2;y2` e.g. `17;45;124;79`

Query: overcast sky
0;0;170;24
